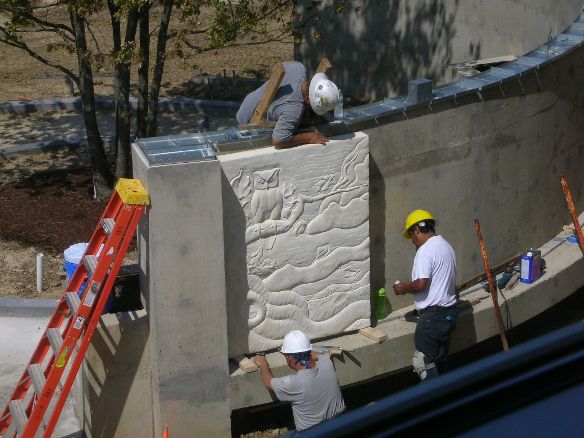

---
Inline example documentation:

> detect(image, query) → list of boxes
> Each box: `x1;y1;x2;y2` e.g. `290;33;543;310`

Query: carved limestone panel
220;132;370;355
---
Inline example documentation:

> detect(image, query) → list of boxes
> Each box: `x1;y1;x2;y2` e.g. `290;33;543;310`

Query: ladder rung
101;218;115;236
6;420;16;438
9;400;27;435
28;364;46;396
46;328;63;355
83;255;99;277
65;292;81;315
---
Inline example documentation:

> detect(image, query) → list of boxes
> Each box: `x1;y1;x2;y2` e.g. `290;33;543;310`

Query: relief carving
223;134;371;352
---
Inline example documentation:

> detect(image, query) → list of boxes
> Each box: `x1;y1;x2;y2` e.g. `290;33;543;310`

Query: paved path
0;315;83;437
0;108;238;150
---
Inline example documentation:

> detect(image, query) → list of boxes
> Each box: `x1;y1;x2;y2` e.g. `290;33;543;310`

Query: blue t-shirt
236;61;307;143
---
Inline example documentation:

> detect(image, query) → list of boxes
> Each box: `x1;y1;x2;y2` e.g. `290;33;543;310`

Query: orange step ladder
0;178;149;438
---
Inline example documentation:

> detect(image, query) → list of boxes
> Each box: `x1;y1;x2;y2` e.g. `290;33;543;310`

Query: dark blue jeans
414;305;458;376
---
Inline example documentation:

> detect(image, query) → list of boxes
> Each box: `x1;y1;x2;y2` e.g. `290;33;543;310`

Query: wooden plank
315;57;332;75
250;62;286;124
359;327;388;343
240;121;277;130
234;355;259;373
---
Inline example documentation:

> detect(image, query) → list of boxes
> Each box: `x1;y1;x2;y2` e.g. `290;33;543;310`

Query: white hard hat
309;73;340;115
280;330;312;354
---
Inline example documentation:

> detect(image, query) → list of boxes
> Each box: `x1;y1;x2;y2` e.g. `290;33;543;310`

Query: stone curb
0;136;114;157
0;96;240;115
0;297;58;317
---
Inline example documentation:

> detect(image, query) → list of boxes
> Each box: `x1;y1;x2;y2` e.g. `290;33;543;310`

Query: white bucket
64;242;88;282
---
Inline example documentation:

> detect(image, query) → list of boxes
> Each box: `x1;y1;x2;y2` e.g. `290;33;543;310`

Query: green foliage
114;41;136;65
206;0;294;49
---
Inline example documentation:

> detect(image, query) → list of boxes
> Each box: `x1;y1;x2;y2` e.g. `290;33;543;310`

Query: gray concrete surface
295;0;583;100
0;297;58;317
132;146;231;437
360;44;584;310
0;315;83;437
74;311;151;438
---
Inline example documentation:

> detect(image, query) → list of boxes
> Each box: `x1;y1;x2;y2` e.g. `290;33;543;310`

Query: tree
0;0;294;200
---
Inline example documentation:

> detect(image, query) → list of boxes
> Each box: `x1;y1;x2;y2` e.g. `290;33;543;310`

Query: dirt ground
0;6;291;298
0;5;293;102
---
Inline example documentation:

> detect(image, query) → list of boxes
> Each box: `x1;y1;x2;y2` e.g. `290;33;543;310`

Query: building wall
294;0;583;100
359;50;584;310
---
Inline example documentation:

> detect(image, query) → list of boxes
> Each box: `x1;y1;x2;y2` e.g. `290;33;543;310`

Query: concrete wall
75;311;152;438
361;49;584;310
294;0;583;100
133;148;231;437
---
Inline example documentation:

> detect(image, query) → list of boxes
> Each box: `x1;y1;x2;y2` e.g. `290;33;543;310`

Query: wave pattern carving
222;133;371;353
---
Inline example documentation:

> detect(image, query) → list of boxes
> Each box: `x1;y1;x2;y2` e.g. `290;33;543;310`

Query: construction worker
393;210;458;381
253;330;346;432
236;61;340;148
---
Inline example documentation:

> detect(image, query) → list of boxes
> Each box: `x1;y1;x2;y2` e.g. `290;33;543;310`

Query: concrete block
133;144;231;437
220;132;371;355
407;78;433;104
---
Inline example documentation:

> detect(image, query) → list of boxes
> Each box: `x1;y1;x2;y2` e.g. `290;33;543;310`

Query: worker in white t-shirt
393;209;458;381
253;330;346;432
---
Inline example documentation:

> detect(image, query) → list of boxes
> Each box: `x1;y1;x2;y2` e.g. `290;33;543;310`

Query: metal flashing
515;56;548;68
136;135;217;166
557;32;584;43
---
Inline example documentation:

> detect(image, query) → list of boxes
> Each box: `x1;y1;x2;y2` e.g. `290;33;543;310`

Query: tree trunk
108;0;121;168
136;5;150;139
146;0;174;137
114;8;139;179
70;8;115;201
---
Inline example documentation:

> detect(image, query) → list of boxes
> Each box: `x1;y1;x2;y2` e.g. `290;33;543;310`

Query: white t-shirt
411;235;457;310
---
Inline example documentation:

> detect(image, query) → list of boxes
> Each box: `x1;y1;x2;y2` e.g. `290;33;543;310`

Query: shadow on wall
221;170;252;356
83;314;150;437
369;156;388;318
295;0;470;101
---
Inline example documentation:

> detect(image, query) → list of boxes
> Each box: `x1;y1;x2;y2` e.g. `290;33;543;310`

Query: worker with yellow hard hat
394;209;458;381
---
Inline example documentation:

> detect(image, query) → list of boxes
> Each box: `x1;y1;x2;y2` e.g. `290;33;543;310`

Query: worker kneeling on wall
254;330;346;432
393;210;458;381
237;61;340;148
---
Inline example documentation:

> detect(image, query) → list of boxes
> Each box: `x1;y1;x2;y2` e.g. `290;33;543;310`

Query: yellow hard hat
403;209;435;239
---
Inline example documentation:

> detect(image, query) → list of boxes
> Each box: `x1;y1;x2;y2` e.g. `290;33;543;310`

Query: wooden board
359;327;388;343
239;121;277;130
234;355;259;373
250;62;286;124
315;57;332;75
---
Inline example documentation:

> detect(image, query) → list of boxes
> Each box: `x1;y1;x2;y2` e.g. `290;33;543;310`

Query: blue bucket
64;243;113;313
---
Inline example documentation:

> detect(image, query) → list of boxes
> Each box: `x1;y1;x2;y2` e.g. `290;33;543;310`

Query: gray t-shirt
271;353;346;431
236;61;307;143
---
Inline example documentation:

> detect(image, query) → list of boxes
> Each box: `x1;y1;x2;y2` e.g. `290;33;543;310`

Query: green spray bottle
376;287;389;320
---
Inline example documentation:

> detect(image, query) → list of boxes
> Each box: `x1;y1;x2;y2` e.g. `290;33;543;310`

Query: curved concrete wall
362;58;584;309
294;0;583;100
